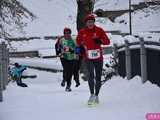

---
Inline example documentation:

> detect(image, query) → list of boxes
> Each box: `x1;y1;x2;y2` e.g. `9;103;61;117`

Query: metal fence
0;42;9;102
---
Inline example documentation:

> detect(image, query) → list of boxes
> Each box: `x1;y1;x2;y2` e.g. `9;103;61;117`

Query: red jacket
76;25;110;61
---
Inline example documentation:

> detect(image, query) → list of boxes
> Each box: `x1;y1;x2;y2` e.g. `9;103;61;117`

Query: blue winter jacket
9;65;27;78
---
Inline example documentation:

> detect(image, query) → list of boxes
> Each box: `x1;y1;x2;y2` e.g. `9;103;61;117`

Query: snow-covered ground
1;1;160;120
2;56;160;120
0;67;160;120
10;57;62;71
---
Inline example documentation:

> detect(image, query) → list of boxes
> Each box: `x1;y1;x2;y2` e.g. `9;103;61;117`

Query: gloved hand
75;47;81;54
93;38;102;45
59;44;62;49
64;46;70;52
69;48;74;53
55;43;62;55
75;45;85;54
79;45;85;53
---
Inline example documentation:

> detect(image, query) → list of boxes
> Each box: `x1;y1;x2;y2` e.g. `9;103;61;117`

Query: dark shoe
61;81;65;87
17;83;28;87
65;87;72;92
75;82;80;87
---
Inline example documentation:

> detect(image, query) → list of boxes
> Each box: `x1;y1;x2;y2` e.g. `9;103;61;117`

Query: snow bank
0;68;159;120
10;57;62;71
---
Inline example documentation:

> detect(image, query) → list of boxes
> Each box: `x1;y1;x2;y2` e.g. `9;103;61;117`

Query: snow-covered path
0;68;160;120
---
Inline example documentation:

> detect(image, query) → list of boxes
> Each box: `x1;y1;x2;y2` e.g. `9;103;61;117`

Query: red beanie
84;14;95;23
63;27;71;34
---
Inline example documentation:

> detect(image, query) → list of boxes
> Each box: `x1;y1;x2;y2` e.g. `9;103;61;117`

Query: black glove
79;45;85;53
55;44;62;55
69;48;74;53
20;67;26;73
93;38;102;45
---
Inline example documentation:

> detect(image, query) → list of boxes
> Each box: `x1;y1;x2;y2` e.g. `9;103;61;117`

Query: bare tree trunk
76;0;95;81
76;0;95;31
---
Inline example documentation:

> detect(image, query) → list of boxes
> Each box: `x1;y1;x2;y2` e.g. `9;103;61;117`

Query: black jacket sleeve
55;42;61;55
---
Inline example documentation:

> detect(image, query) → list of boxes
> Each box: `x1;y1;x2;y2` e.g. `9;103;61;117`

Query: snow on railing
113;37;160;84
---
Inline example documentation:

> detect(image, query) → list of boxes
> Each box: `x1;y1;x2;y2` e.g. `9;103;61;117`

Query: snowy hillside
16;0;77;37
9;0;159;37
94;0;150;10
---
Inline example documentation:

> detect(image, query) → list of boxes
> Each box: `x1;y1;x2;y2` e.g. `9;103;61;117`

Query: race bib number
87;49;101;59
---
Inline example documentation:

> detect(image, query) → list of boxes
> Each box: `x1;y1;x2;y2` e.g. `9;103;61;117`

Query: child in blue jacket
9;63;28;87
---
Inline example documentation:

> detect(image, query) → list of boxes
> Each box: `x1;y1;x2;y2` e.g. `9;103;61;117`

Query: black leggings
72;59;82;83
61;58;81;85
86;60;103;96
16;77;23;85
16;77;27;87
60;58;65;81
63;59;75;88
